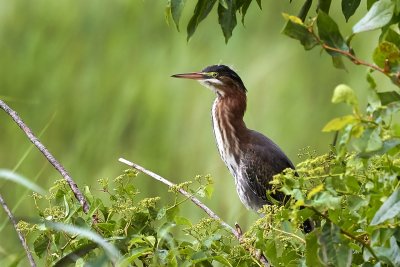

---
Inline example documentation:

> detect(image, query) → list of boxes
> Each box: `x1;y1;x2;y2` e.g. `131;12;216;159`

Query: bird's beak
171;72;207;80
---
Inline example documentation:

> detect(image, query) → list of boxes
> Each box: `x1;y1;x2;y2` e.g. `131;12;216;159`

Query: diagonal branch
0;100;89;213
0;193;36;267
118;157;270;267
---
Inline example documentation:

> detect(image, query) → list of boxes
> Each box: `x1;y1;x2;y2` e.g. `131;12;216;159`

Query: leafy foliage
8;1;400;266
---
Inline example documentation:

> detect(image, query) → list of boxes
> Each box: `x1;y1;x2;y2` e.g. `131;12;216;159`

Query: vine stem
310;207;379;261
0;193;36;267
0;100;90;213
118;157;270;267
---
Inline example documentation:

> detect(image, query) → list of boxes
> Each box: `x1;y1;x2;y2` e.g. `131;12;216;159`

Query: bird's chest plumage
211;100;263;210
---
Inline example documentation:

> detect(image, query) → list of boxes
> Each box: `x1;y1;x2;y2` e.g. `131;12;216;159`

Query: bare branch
118;157;270;267
0;193;36;267
0;100;89;213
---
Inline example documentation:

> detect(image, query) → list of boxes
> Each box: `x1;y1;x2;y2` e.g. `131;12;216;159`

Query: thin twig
0;193;36;267
0;100;89;213
310;207;379;261
118;158;270;267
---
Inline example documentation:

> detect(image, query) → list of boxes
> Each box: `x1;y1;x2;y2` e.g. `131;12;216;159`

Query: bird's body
172;64;294;212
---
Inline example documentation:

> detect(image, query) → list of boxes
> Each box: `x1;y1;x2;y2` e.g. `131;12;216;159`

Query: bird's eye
210;72;218;78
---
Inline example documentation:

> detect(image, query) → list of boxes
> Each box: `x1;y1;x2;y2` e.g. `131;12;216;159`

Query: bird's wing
241;130;294;203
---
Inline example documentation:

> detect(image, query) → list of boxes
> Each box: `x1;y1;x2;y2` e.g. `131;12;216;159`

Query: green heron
172;65;312;231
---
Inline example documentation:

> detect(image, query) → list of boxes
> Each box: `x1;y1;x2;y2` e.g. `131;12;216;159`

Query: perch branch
118;158;270;267
0;100;89;213
0;193;36;267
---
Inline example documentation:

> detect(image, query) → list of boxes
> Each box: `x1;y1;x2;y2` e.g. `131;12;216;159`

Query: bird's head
172;64;247;97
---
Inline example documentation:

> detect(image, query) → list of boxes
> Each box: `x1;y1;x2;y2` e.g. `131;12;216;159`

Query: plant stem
118;157;270;267
0;100;89;213
0;193;37;267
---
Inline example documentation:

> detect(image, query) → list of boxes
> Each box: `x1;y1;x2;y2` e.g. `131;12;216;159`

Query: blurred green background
0;0;385;261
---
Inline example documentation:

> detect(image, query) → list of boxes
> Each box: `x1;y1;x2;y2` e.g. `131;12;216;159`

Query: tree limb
0;193;36;267
118;157;270;267
0;100;89;213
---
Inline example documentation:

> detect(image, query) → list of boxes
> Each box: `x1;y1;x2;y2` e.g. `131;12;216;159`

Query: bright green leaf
187;0;217;41
353;127;383;153
353;0;394;33
332;84;358;107
218;0;228;9
282;14;319;50
370;189;400;225
317;11;350;55
342;0;361;21
322;115;357;132
218;0;237;43
381;28;400;49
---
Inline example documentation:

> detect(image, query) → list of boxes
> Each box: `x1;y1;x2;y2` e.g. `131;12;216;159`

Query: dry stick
0;193;36;267
118;158;270;267
0;100;89;213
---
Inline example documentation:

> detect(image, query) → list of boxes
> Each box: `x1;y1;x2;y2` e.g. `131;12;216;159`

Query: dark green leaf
317;11;350;55
187;0;217;41
332;55;347;70
282;14;318;50
353;0;394;33
237;0;252;24
318;0;332;14
318;222;352;267
367;0;378;10
373;41;400;71
377;91;400;105
256;0;261;9
373;236;400;265
34;234;50;258
341;0;361;21
371;189;400;225
219;0;228;9
306;231;324;267
298;0;313;21
218;0;237;43
381;28;400;48
171;0;186;31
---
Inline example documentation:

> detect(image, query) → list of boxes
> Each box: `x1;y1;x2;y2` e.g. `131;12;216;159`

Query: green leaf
118;247;153;267
374;236;400;266
218;0;237;43
332;84;358;107
318;0;332;14
306;231;324;267
238;0;252;24
317;11;350;55
377;91;400;105
34;234;50;258
373;41;400;70
219;0;228;9
187;0;217;41
282;14;319;50
45;222;121;262
170;0;186;31
322;115;357;132
381;28;400;48
353;127;383;153
298;0;313;21
353;0;394;33
318;222;352;267
370;189;400;225
0;169;46;195
342;0;361;21
312;192;342;209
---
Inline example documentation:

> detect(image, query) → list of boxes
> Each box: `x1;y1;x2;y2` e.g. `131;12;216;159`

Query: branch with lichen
118;157;270;267
0;100;90;213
